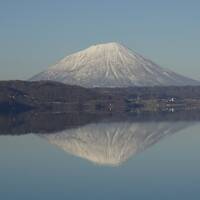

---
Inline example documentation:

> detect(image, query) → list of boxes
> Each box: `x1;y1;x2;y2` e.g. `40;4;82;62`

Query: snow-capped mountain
40;121;191;166
30;42;199;87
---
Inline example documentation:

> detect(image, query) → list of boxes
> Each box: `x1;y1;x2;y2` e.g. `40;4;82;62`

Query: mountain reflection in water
40;121;191;166
0;110;198;166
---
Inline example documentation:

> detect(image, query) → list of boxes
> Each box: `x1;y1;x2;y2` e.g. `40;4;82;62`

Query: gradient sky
0;0;199;80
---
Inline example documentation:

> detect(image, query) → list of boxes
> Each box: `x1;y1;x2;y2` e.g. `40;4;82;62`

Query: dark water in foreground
0;111;200;200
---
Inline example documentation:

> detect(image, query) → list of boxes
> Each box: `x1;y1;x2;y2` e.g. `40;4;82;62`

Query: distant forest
99;86;200;99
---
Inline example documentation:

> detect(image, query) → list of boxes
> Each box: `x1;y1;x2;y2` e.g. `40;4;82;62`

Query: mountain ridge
30;42;199;87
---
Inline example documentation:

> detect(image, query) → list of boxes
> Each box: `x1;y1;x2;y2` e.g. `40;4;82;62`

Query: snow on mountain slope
30;42;199;87
39;121;191;166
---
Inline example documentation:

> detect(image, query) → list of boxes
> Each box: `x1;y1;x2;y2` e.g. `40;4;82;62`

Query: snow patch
30;42;199;87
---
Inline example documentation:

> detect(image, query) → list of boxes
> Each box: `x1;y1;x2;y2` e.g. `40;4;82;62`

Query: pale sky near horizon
0;0;199;80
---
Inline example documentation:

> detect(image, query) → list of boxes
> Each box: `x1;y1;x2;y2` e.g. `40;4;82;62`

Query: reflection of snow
40;121;192;166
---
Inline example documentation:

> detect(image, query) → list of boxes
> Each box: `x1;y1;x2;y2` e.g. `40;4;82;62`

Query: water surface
0;112;200;200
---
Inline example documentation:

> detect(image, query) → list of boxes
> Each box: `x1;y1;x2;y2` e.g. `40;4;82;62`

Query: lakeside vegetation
1;80;200;114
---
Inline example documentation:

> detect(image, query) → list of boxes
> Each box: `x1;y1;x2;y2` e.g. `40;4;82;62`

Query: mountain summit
30;42;199;87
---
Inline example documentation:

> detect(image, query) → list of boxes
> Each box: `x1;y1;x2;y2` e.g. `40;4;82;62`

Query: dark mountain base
1;80;200;114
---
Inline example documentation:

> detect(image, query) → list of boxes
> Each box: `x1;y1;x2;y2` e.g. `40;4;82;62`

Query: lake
0;111;200;200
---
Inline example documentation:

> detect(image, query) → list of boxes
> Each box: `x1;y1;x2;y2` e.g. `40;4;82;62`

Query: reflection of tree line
0;109;200;136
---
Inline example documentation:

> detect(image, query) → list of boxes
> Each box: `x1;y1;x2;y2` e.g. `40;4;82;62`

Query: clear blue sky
0;0;199;80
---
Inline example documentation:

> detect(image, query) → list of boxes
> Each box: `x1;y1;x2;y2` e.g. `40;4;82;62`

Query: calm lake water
0;112;200;200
